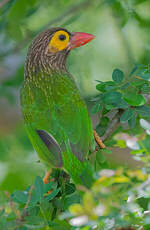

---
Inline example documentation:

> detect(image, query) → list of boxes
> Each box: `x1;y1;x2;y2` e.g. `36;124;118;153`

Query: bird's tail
62;150;94;188
78;162;94;188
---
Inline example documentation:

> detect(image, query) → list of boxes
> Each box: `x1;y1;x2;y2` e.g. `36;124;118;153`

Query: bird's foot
93;129;106;149
43;169;52;184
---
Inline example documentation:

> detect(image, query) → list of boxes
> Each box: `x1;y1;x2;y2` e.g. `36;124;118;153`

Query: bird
20;27;97;188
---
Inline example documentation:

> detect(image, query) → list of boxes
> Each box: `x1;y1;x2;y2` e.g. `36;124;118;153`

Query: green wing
51;73;94;161
20;72;94;167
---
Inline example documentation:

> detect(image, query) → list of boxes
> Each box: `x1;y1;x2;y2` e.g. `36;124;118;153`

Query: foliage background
1;0;150;229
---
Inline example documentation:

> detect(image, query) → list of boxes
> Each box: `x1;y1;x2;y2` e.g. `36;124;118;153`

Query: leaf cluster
0;172;79;230
91;65;150;139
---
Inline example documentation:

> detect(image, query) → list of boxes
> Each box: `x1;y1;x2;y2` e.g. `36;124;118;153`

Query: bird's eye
49;30;69;52
59;34;66;41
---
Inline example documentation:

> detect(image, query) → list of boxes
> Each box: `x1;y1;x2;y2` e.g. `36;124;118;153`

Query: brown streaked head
25;27;95;77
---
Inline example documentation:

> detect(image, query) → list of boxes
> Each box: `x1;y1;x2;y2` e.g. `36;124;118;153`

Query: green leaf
141;84;150;93
140;136;150;151
96;117;109;136
105;81;117;91
100;149;112;154
104;139;117;147
44;181;57;194
120;108;134;123
136;105;150;117
137;69;150;80
96;150;106;163
112;98;129;109
128;112;137;128
45;188;60;201
105;104;116;110
28;206;39;217
112;69;124;83
144;216;150;229
24;223;44;229
48;221;59;227
140;73;150;80
0;210;4;217
123;93;146;106
48;220;71;230
136;65;150;80
11;190;28;204
116;140;126;148
40;199;53;220
91;103;102;114
103;92;122;104
34;176;44;202
120;82;130;90
25;216;44;225
96;82;106;92
65;183;76;195
63;193;80;209
100;117;109;126
130;79;146;87
130;149;145;154
129;65;138;76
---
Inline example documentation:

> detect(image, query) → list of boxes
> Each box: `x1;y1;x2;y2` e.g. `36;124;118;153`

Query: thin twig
15;185;34;229
22;185;34;215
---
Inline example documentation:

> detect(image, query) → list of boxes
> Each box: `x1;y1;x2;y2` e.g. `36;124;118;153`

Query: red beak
69;32;95;50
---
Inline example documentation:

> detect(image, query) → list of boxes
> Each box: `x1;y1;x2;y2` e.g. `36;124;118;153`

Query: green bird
20;27;96;188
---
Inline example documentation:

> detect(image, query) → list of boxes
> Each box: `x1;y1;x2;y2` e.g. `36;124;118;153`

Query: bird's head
25;27;95;77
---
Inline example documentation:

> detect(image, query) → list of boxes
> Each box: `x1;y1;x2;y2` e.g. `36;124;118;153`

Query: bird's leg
88;130;106;161
93;129;106;149
43;169;52;184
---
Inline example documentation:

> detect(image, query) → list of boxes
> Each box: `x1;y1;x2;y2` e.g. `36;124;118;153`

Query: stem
15;185;34;228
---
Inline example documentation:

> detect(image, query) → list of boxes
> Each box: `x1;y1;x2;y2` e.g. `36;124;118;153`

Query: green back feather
20;71;94;187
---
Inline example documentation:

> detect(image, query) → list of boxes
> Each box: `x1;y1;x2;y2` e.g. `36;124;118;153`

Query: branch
21;185;34;219
101;110;123;141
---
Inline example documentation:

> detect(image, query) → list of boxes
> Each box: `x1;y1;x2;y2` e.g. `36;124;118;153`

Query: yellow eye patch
49;30;70;53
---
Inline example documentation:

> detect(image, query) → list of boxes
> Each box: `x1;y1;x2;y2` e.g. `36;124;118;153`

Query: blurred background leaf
1;0;150;229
